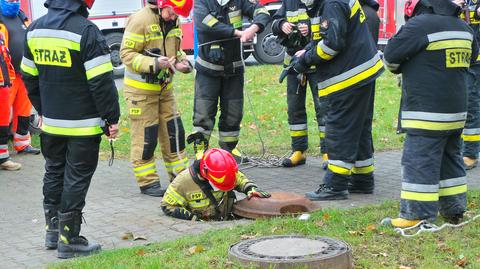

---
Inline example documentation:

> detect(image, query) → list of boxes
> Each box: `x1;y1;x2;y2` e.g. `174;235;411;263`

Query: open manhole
233;192;321;219
229;235;353;269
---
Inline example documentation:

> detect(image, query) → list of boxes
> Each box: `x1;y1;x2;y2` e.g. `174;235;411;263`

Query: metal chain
394;213;480;238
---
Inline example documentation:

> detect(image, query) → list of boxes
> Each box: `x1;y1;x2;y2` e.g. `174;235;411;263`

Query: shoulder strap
189;167;223;220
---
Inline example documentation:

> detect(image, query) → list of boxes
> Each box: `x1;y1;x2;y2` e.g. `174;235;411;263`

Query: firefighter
190;0;270;163
120;0;193;197
161;148;270;220
21;0;120;258
360;0;380;43
382;0;476;228
0;0;40;154
455;0;480;169
0;31;20;170
272;0;327;167
292;0;384;200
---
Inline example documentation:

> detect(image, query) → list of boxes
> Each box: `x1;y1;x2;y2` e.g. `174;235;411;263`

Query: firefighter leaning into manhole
120;0;193;197
382;0;477;228
161;148;270;221
291;0;384;200
188;0;270;164
21;0;120;258
272;0;327;168
454;0;480;170
0;0;41;156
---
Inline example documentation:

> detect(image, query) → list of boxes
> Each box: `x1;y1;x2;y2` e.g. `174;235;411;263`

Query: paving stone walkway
1;151;479;268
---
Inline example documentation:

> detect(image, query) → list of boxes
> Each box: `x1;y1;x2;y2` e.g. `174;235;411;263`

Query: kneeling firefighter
120;0;193;197
161;148;271;221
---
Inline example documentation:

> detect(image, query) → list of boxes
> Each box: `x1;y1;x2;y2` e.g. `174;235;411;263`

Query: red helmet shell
157;0;193;17
199;148;238;191
83;0;95;9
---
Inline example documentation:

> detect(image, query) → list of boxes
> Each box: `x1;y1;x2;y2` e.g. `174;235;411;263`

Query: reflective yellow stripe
401;120;465;131
426;40;472;50
439;185;467;197
219;136;238;142
28;37;80;51
167;187;188;207
145;35;163;42
132;55;143;72
134;162;156;171
352;165;374;174
401;191;439;202
477;54;480;62
124;77;173;91
124;32;145;42
134;162;157;177
290;130;308;137
86;62;113;80
462;134;480;141
319;132;325;138
316;45;334;60
20;62;38;76
135;168;156;177
328;163;351;175
188;199;210;208
350;0;361;18
42;124;103;136
166;29;182;38
319;60;383;97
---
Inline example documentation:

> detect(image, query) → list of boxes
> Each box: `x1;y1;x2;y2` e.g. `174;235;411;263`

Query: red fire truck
20;0;403;71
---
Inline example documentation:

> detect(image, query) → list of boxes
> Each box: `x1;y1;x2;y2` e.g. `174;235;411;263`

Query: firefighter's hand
452;0;464;7
108;124;119;139
298;23;309;36
477;5;480;16
241;24;260;42
157;56;172;69
281;22;294;34
295;49;306;58
246;187;271;200
175;60;192;74
234;29;243;38
292;56;308;74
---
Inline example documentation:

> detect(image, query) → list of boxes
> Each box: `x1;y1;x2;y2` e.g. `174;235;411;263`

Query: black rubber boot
57;211;101;259
44;204;59;250
140;182;166;197
305;185;348;201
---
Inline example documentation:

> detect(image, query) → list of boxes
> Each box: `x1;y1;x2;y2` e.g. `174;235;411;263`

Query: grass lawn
51;191;480;269
87;66;403;159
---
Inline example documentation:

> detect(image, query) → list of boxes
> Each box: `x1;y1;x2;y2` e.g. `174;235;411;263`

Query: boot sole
348;190;374;194
58;248;101;259
45;243;58;250
306;195;348;201
282;159;306;168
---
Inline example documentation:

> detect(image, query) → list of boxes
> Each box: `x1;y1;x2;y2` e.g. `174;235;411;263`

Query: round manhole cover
229;235;353;269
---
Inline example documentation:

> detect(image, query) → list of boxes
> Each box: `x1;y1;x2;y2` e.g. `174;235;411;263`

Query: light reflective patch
129;108;142;115
446;48;471;68
190;192;203;200
150;24;160;32
124;39;135;49
33;47;71;67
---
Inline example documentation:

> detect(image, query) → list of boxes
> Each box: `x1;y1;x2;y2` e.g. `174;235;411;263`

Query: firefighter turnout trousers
323;82;375;190
463;65;480;159
193;73;244;151
41;134;101;212
125;89;188;188
287;72;326;153
400;133;467;220
0;87;9;163
9;74;33;151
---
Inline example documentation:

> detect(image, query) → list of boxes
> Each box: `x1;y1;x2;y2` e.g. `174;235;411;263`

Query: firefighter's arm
241;0;270;34
81;25;120;125
471;35;479;65
383;18;428;74
234;172;271;199
194;0;236;38
271;1;287;36
161;185;195;220
20;29;41;114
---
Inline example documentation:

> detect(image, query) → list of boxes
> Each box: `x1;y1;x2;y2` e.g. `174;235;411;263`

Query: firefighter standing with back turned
120;0;193;197
21;0;120;258
293;0;384;200
382;0;477;228
189;0;270;163
272;0;327;168
0;0;40;155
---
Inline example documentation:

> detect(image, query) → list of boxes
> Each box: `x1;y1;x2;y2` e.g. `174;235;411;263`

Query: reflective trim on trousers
133;162;157;177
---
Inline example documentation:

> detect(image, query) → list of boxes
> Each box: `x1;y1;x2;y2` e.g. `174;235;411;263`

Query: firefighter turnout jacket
384;11;478;137
161;164;257;221
21;5;120;137
299;0;384;98
460;1;480;65
194;0;270;77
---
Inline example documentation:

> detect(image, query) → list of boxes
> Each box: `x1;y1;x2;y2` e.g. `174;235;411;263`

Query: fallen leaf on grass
135;249;145;256
241;234;256;240
365;224;376;231
348;230;364;236
323;213;330;221
188;245;204;255
456;255;467;267
271;226;279;233
121;232;134;240
315;221;324;227
398;266;412;269
249;123;257;130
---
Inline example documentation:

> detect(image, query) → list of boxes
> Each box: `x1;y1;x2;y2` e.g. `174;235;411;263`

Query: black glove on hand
292;55;308;74
209;45;224;63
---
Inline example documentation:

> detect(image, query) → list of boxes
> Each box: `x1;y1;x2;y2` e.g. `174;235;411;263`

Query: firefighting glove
209;44;224;63
171;207;195;220
279;65;294;83
245;186;271;200
292;55;308;74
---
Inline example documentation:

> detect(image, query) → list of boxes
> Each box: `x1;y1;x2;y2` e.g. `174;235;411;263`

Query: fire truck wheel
105;32;125;77
253;22;285;65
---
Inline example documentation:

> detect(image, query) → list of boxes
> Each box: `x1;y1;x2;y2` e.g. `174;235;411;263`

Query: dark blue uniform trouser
323;82;375;190
463;65;480;159
286;72;326;153
400;133;467;220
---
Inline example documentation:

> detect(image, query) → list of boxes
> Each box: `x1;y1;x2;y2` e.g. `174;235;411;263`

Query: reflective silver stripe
311;17;321;24
383;58;400;72
286;11;298;17
193;126;212;136
402;111;466;122
27;29;82;43
196;57;224;71
219;131;240;137
21;57;37;69
427;31;473;42
84;55;111;71
134;164;157;175
319;40;338;56
318;126;325;132
43;117;104;128
124;70;146;82
254;7;268;16
329;160;353;169
14;140;30;147
355;158;374;167
233;60;244;68
463;128;480;135
318;52;381;90
0;145;8;159
290;124;308;131
402;182;439;193
228;10;241;17
14;133;30;139
440;177;467;188
0;145;7;149
349;0;356;7
202;14;217;26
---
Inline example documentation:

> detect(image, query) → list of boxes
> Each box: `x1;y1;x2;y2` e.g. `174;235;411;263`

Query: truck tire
253;22;285;64
105;32;125;77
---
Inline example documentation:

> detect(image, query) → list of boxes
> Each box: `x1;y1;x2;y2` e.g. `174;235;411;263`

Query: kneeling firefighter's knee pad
143;124;159;160
167;117;186;153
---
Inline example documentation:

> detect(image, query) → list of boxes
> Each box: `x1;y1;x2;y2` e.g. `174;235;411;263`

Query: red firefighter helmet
157;0;193;17
404;0;421;19
83;0;95;9
199;148;238;191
